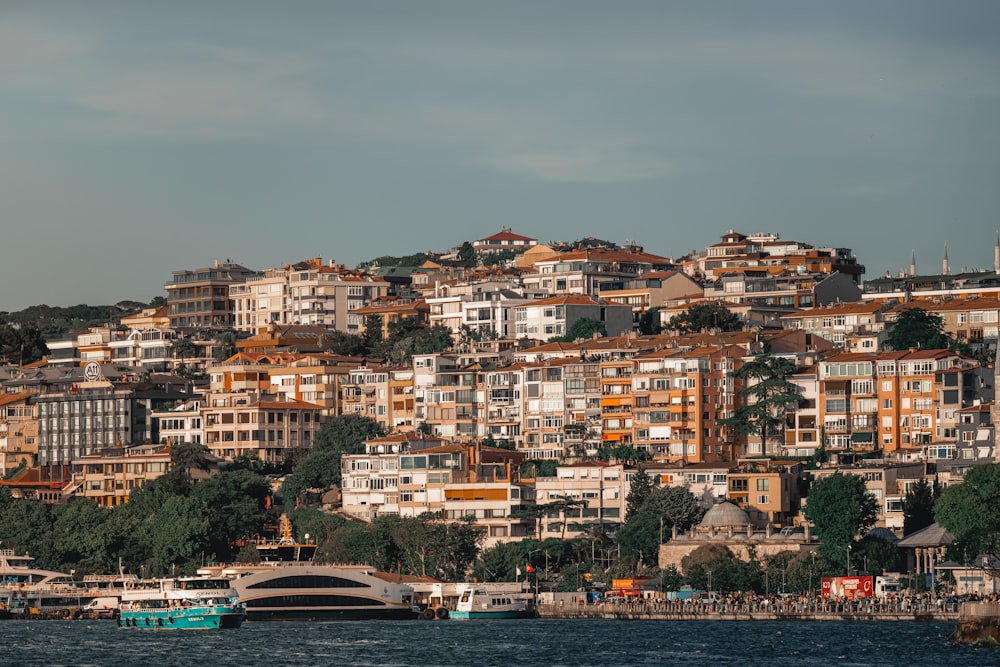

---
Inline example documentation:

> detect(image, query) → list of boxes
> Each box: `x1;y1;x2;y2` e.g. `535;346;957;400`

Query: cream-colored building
533;462;628;539
230;258;389;334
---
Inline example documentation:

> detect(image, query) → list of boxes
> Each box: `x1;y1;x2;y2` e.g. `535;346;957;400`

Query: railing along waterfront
537;597;961;621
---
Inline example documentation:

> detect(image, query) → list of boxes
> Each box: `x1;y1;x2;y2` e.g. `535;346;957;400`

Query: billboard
821;576;874;599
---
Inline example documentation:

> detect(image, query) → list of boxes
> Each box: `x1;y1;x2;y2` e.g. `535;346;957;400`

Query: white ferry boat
449;583;533;620
198;515;418;621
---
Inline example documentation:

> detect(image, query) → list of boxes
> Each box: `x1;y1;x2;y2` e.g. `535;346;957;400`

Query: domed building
659;501;817;572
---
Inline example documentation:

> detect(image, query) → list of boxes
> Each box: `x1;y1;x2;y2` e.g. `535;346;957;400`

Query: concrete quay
536;600;960;622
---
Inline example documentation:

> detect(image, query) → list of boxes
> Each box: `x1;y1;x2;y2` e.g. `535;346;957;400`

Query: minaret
909;249;916;277
942;242;949;275
994;230;999;275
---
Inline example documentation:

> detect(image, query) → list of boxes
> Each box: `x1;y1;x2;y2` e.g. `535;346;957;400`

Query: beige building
533;462;628;539
165;260;258;329
0;392;36;474
659;501;818;572
341;439;533;548
202;393;324;463
230;258;389;334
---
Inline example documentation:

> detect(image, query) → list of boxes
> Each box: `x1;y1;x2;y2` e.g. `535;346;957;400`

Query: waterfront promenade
537;597;962;622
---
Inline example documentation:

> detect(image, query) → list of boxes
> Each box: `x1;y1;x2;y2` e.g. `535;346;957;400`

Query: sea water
0;618;989;667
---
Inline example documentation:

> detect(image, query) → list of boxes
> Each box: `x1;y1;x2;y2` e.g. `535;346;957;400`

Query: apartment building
522;247;675;298
413;350;504;440
152;398;204;445
0;392;35;474
340;365;415;430
893;297;1000;354
597;271;704;326
818;350;980;458
780;302;891;351
353;296;430;340
682;230;863;284
36;365;192;481
201;393;324;463
230;258;389;334
534;462;628;539
511;294;632;341
165;260;258;329
785;364;822;458
652;461;731;505
425;277;540;339
630;345;743;463
727;464;800;528
341;439;533;548
483;365;525;451
702;270;861;310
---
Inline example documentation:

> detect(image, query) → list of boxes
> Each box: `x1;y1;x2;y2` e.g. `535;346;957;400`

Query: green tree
49;499;117;573
682;544;763;593
935;463;1000;569
885;307;955;351
625;468;653;522
145;495;212;574
902;478;938;536
638;307;662;335
191;469;270;561
282;415;386;503
550;318;606;343
323;330;367;357
803;473;878;567
616;487;704;566
455;241;477;266
668;303;742;334
169;441;211;484
720;355;804;455
0;324;48;365
473;541;527;582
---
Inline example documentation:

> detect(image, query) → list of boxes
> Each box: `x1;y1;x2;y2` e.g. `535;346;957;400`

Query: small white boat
449;584;533;620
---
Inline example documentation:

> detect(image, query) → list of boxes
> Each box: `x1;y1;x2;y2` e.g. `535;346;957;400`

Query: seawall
536;601;959;622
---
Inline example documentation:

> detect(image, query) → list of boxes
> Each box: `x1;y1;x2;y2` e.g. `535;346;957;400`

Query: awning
850;432;874;444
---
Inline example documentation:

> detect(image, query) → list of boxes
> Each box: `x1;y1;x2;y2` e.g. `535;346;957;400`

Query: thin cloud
486;149;674;183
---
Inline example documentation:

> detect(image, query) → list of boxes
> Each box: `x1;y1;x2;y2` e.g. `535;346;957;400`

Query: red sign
821;576;874;599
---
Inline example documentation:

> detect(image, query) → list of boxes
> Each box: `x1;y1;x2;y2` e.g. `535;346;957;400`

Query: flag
516;567;522;577
526;564;535;573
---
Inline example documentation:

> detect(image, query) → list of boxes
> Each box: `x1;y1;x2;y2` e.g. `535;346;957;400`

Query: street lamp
846;544;852;577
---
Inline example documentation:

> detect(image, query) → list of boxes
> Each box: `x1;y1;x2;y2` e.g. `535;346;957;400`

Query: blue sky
2;1;999;310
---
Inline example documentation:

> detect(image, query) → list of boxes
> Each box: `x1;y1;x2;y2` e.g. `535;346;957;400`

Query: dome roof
699;502;751;528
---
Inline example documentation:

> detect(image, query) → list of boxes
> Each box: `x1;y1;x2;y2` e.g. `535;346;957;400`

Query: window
756;479;769;491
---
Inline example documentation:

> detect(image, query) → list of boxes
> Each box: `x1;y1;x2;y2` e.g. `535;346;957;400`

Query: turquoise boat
118;576;245;630
448;584;533;620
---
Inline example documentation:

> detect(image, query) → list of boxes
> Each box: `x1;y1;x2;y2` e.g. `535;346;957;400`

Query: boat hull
119;605;245;630
449;609;533;619
244;606;418;621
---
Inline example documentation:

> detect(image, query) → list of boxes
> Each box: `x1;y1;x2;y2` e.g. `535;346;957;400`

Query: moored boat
449;583;533;620
198;515;418;621
118;576;245;630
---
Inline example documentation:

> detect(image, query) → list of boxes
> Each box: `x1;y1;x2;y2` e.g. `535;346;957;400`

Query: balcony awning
850;432;874;444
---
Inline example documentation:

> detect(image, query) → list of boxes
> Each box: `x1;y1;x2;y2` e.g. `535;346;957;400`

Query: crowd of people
587;591;978;616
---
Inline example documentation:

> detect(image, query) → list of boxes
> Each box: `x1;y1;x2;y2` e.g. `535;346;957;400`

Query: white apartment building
231;258;389;334
534;462;629;539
